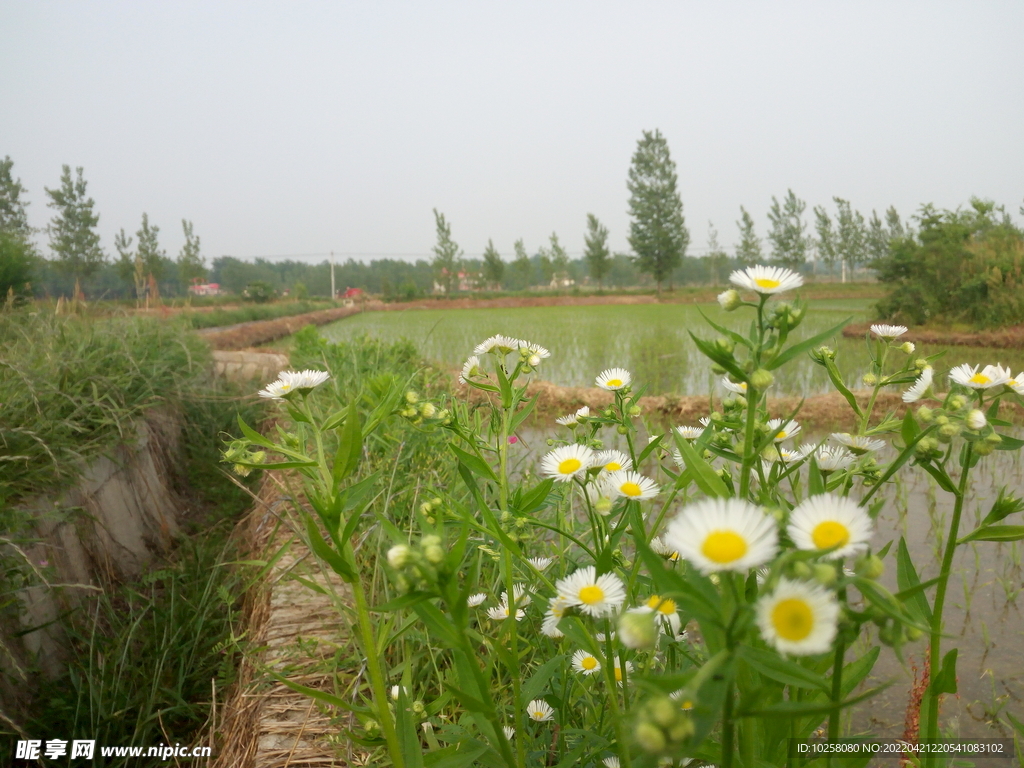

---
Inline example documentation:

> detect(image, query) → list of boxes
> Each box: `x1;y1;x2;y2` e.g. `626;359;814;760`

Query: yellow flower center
578;585;605;605
606;378;623;387
754;277;781;290
621;481;643;497
680;699;694;710
701;531;748;564
812;521;850;551
776;431;787;439
614;666;624;682
605;461;622;471
771;598;814;641
970;373;991;385
281;383;291;390
581;656;598;670
558;458;582;474
646;595;677;614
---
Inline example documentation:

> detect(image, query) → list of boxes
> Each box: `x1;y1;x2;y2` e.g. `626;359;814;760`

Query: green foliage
432;209;463;295
0;156;33;242
243;279;277;303
583;213;611;288
0;229;34;298
874;199;1024;327
767;189;809;269
44;165;106;282
0;310;210;503
135;212;165;282
734;206;762;266
627;129;689;292
705;221;729;285
182;299;334;329
177;218;206;287
481;239;504;289
814;197;867;277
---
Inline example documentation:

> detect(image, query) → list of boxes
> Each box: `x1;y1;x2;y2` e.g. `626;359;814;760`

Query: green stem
827;637;847;768
350;575;405;768
924;442;972;765
722;680;736;768
739;390;759;499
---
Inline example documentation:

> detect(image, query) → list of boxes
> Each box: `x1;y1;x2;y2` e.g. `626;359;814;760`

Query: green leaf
767;316;852;371
807;456;824;496
450;444;498;483
333;399;362;481
265;669;357;712
521;655;564;706
823;357;862;418
739;684;889;719
930;649;958;695
236;414;277;449
305;516;354;582
424;743;495;768
919;460;957;494
518;478;554;514
897;537;933;621
689;331;749;383
739;646;831;694
674;433;730;498
697;306;752;348
958;524;1024;544
901;408;919;446
508;394;539;433
840;646;880;698
995;433;1024;451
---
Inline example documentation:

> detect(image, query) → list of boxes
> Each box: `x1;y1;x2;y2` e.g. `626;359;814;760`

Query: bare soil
843;322;1024;350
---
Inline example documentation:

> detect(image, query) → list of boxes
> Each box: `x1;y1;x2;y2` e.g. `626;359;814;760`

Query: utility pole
330;250;336;300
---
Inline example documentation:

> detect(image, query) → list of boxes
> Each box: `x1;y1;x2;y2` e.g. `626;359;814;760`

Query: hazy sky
3;1;1023;263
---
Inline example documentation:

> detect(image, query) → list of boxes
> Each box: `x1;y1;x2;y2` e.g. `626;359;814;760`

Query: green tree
45;165;106;286
136;213;165;281
583;213;611;290
0;156;33;242
481;239;504;289
511;239;532;289
766;189;808;269
113;228;146;303
626;129;689;293
734;206;762;266
0;229;34;298
177;219;206;289
548;232;569;274
431;209;462;295
815;198;866;281
706;221;729;285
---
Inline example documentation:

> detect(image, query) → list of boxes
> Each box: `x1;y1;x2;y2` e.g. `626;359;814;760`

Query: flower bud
905;626;923;642
901;341;916;354
862;373;878;387
750;369;774;390
364;719;380;737
813;563;838;586
717;289;742;311
635;722;667;753
618;608;658;650
419;502;433;515
595;496;614;516
528;354;541;367
915;358;929;371
629;405;642;417
790;561;813;580
856;554;885;580
250;451;266;464
714;337;735;355
617;425;629;435
878;623;900;647
935;414;949;426
917;406;934;422
387;544;412;569
974;441;995;456
233;463;251;477
986;431;1002;445
412;700;426;716
710;363;726;375
405;390;419;404
649;697;678;728
948;395;966;411
966;409;987;430
420;402;436;418
938;423;959;442
423;544;444;564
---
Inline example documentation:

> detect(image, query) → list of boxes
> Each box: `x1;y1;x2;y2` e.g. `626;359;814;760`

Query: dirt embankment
843;322;1024;350
199;306;364;349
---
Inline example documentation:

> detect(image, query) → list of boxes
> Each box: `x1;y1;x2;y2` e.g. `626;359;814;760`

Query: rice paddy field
312;299;1024;741
315;300;1024;398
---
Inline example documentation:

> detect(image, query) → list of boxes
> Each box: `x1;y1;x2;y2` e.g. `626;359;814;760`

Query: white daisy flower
594;631;616;643
527;556;552;571
571;649;601;675
555;565;626;617
541;596;570;638
1007;372;1024;395
815;445;855;472
500;583;531;608
486;602;526;621
555;405;590;427
503;726;515;740
459;355;482;385
596;367;632;390
767;418;801;442
902;365;934;403
603;758;621;768
389;684;408;700
787;493;873;559
665;498;778;575
605;470;659;500
756;578;840;656
870;324;908;340
467;593;487;607
675;425;704;440
644;594;682;636
519;340;550;358
259;369;330;399
526;699;554;722
540;444;595;482
949;363;1012;390
699;416;712;427
729;264;804;294
612;658;634;686
596;450;632;473
765;444;814;464
650;536;681;561
473;335;520;356
721;377;748;395
830;433;885;454
966;409;987;430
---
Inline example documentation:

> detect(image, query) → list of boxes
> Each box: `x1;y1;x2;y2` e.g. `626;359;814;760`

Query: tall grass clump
230;266;1024;767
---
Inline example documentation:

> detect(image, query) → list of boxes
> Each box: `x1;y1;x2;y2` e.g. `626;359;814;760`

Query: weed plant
230;266;1024;767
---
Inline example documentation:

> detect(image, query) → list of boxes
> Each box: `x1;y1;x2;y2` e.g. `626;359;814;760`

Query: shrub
243;279;276;303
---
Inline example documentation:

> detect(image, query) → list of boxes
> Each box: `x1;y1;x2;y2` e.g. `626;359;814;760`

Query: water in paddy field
513;420;1024;741
316;301;1024;399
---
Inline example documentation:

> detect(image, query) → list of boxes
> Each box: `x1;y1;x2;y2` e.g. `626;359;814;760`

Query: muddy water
515;421;1024;740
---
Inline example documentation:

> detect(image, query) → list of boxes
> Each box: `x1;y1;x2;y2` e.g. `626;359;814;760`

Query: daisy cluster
459;335;551;384
664;495;874;655
258;369;330;400
539;442;659;502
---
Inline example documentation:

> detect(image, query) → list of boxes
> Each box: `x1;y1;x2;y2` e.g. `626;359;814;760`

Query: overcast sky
3;1;1023;263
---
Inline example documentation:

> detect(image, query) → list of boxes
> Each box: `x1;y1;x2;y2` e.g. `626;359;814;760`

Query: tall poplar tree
178;219;206;287
706;221;729;285
626;129;689;293
583;213;611;290
45;165;106;285
0;156;32;242
511;239;532;289
481;239;504;288
735;206;762;266
766;189;808;269
431;209;462;295
0;156;35;296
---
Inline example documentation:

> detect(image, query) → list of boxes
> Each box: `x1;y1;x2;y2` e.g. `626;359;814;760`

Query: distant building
342;287;364;299
549;272;575;289
433;270;482;294
188;282;221;296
